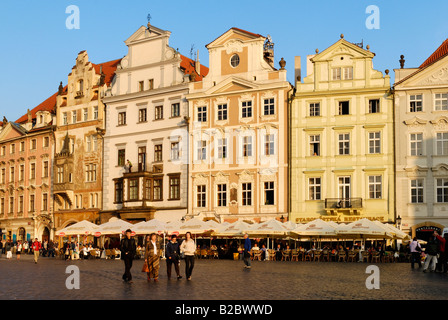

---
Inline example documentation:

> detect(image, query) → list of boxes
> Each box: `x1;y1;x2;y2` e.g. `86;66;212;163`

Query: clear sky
1;0;448;122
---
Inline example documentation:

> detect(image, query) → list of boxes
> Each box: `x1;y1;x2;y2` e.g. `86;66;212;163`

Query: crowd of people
0;239;57;261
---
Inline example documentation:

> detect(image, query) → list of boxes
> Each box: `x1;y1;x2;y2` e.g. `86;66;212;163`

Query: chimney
295;56;302;83
27;109;32;123
195;50;201;75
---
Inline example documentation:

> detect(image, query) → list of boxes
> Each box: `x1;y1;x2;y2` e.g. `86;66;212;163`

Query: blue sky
1;0;447;122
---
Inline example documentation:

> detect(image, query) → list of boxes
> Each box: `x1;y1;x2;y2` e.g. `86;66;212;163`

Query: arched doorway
18;227;26;242
412;221;445;242
42;227;50;242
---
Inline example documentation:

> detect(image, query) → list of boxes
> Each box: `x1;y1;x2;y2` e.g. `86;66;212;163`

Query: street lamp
280;215;285;223
396;215;402;230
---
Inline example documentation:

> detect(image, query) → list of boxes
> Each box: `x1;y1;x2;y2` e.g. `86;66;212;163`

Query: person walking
409;237;422;269
145;233;162;282
423;232;439;273
0;240;3;259
243;233;252;269
16;241;22;260
180;232;195;281
23;240;28;254
5;240;12;260
435;232;447;273
32;238;41;264
120;229;136;283
166;234;182;280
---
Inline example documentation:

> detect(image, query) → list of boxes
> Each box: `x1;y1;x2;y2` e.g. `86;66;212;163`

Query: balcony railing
324;198;363;209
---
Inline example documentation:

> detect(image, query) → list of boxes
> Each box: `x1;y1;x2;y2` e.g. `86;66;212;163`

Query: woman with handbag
144;233;162;282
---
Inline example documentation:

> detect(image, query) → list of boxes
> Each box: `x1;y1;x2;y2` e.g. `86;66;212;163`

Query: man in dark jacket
243;233;252;269
435;232;447;273
166;235;182;280
120;229;136;283
423;233;439;273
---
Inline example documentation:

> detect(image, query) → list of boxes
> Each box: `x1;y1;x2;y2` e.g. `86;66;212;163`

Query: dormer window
230;54;240;68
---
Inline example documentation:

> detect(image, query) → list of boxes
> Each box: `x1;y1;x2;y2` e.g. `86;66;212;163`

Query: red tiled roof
92;58;122;86
180;55;209;81
395;38;448;87
419;38;448;69
230;27;264;39
15;90;61;124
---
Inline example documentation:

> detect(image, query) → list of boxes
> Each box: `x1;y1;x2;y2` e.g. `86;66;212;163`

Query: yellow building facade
290;36;395;224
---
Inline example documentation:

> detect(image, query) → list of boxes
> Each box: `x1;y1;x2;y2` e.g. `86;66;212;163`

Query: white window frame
436;132;448;155
309;177;321;200
410;133;423;156
410;179;424;204
368;132;381;154
368;175;382;199
338;133;350;155
436;178;448;203
409;94;423;112
434;93;448;111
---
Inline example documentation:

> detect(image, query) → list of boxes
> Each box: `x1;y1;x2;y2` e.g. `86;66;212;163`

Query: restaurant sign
415;226;441;233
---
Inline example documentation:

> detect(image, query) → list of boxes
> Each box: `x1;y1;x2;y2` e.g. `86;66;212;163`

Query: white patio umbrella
283;221;298;231
177;218;214;235
337;218;393;240
95;219;134;236
213;221;253;237
133;219;167;235
56;220;99;236
373;221;409;240
290;219;338;237
246;219;289;252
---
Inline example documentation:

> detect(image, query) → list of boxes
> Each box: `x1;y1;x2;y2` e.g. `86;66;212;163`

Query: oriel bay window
128;179;139;201
153;177;163;201
154;144;163;162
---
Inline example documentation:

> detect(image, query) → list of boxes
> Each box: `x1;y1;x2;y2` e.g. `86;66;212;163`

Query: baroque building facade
53;51;120;230
186;28;291;223
394;39;448;239
102;23;208;223
290;35;395;224
0;101;55;241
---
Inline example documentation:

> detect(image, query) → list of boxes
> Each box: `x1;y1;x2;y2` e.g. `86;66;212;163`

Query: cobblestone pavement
1;254;447;300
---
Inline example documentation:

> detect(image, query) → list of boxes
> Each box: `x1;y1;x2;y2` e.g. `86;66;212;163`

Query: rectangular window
138;81;144;92
218;138;227;159
368;175;382;199
93;106;98;120
410;133;423;156
242;136;252;157
19;165;24;181
242;183;252;206
144;179;151;200
118;149;126;166
83;108;88;121
9;196;14;214
18;196;23;213
155;105;164;120
310;135;320;156
435;93;448;111
129;179;139;201
197;185;206;208
154;144;163;162
309;103;320;117
369;99;380;113
30;163;36;180
369;132;381;154
343;67;353;80
139;108;147;123
332;68;341;80
29;195;34;213
436;132;448;155
0;198;4;214
72;111;77;124
138;147;146;172
197;141;207;161
85;164;97;182
217;104;228;121
118;112;126;126
57;167;64;183
43;161;49;178
242;101;252;118
0;168;4;184
42;193;48;211
31;139;37;150
169;176;180;200
153;178;163;201
410;95;423;112
410;179;424;203
10;167;15;182
265;134;275;156
198;106;207;122
63;112;68;125
264;98;275;116
148;79;154;90
338;101;350;115
171;142;180;161
43;137;49;148
264;181;275;205
115;181;123;203
10;144;15;154
437;178;448;203
86;136;92;152
171;103;180;118
20;141;25;152
309;177;321;200
217;184;227;207
338;133;350;155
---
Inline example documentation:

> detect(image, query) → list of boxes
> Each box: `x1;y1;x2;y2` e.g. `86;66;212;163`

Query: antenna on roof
190;44;196;60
